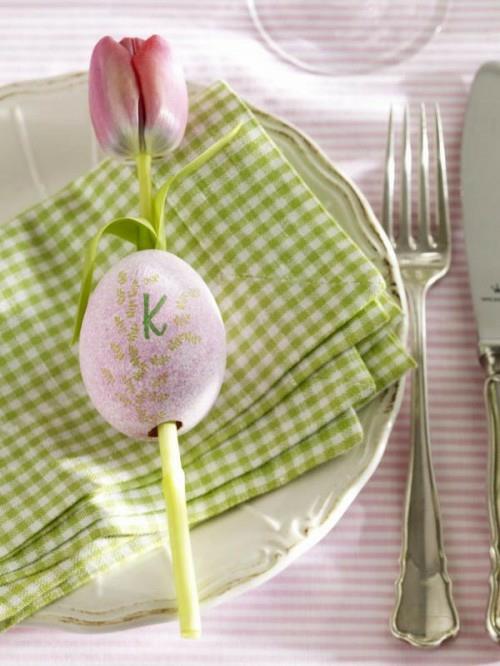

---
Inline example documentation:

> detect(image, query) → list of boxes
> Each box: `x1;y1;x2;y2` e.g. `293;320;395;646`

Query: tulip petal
119;37;145;57
89;36;141;157
130;35;189;156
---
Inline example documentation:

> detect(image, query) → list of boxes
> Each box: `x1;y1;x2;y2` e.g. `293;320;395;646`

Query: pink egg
79;250;226;439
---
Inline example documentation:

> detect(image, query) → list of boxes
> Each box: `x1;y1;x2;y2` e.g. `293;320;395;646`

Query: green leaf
72;216;157;344
153;123;243;252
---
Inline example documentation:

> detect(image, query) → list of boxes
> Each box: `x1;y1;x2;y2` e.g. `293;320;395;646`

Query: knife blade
462;62;500;347
462;61;500;643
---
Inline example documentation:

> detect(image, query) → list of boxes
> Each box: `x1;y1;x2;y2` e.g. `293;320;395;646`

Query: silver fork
383;105;460;648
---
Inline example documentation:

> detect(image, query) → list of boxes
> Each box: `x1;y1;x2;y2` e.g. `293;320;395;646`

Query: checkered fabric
0;81;414;630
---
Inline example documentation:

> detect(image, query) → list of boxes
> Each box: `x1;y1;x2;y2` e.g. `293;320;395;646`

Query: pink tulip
89;35;188;158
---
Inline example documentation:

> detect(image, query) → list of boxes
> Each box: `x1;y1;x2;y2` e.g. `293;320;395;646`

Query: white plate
0;73;407;632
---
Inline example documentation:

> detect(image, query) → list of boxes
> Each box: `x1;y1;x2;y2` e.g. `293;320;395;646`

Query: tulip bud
89;35;188;158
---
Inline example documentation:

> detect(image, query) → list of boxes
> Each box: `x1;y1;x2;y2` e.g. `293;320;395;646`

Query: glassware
247;0;449;76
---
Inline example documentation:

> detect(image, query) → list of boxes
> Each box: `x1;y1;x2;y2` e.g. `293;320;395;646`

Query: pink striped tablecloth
1;1;500;664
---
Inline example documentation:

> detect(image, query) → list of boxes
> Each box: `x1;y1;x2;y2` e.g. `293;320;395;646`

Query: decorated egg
79;250;226;439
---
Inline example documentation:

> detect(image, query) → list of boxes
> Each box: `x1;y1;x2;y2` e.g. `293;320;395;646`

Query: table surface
1;1;500;664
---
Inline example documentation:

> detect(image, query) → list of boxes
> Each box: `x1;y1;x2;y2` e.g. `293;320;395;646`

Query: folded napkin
0;81;414;630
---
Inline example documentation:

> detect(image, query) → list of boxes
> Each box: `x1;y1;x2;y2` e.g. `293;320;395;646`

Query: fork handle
391;282;459;648
481;346;500;642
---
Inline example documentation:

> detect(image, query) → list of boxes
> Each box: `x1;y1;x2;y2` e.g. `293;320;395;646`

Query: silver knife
462;61;500;642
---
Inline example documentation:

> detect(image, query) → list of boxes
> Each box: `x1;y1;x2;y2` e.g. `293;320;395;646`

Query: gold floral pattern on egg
110;341;124;361
101;367;114;386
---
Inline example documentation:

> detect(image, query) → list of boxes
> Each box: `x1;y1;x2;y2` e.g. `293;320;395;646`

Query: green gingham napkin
0;81;414;630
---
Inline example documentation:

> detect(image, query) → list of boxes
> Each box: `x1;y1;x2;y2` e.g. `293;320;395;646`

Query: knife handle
481;345;500;642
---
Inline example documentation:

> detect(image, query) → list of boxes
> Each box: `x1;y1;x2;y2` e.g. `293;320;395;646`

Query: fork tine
418;104;432;247
434;103;450;247
382;107;395;244
399;104;413;248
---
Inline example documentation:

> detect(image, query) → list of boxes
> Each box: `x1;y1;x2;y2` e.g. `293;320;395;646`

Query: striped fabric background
1;1;500;664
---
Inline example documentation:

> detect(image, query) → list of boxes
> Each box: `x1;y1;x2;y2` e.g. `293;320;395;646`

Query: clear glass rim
247;0;450;77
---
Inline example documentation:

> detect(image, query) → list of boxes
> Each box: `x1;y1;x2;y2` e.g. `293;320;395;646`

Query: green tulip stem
136;152;154;250
158;421;201;639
